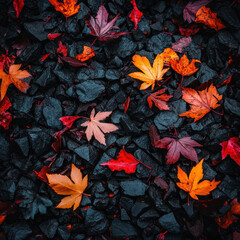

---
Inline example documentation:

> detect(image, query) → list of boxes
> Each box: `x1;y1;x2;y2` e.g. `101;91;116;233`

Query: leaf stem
147;169;154;184
144;90;150;95
91;38;98;46
211;109;223;117
178;75;184;89
157;76;171;87
188;194;190;206
136;159;152;169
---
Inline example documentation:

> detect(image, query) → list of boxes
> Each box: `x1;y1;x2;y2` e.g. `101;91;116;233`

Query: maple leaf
101;148;139;173
0;64;31;101
60;116;80;128
81;108;118;145
129;0;143;30
75;46;95;62
220;137;240;166
177;159;220;200
46;164;88;210
149;124;161;147
129;54;169;90
85;4;129;41
48;0;80;18
154;135;202;164
0;96;12;129
179;84;222;122
147;88;172;110
170;54;201;76
159;48;179;65
216;198;240;229
13;0;24;18
172;37;192;53
195;6;226;31
57;41;67;57
183;0;212;23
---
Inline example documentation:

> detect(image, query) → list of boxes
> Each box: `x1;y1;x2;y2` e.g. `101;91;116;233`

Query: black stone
147;33;172;54
74;145;98;165
116;37;137;58
24;21;48;41
224;98;240;117
131;202;149;217
111;219;137;238
36;67;56;87
0;135;10;161
5;222;32;240
14;137;29;157
120;180;148;196
158;213;180;233
196;63;218;84
39;219;59;239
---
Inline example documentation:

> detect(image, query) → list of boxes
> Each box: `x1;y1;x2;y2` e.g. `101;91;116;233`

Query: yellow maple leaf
46;164;88;210
128;54;169;90
177;159;220;200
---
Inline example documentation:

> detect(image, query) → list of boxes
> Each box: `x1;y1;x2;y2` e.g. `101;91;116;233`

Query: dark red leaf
85;4;129;42
179;24;200;36
122;96;130;114
33;166;51;183
0;96;12;130
149;124;161;147
155;136;202;164
12;38;29;56
172;37;192;53
100;148;139;174
57;41;67;57
154;176;169;190
129;0;143;30
52;132;61;152
41;53;51;62
68;128;85;141
13;0;24;18
59;56;89;67
60;116;80;128
47;33;61;40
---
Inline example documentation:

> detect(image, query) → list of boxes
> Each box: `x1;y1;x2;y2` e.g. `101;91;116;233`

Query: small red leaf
154;176;169;190
41;53;51;62
0;96;12;130
122;96;130;114
129;0;143;30
100;148;139;174
59;56;89;67
149;124;161;147
147;89;172;110
47;33;61;40
57;41;67;57
13;0;24;18
60;116;80;128
33;166;51;183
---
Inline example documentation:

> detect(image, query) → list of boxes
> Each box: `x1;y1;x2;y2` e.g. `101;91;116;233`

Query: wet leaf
129;0;143;30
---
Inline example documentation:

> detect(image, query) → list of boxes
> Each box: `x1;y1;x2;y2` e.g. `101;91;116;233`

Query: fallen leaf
48;0;80;18
0;96;12;129
85;4;129;41
170;54;201;76
100;148;139;173
177;159;220;200
147;88;172;110
12;38;29;56
149;124;161;147
179;24;200;36
0;54;15;71
159;48;179;65
179;84;222;122
0;64;31;100
220;137;240;166
60;116;80;128
47;164;88;210
216;198;240;229
183;0;212;23
13;0;24;18
41;53;51;62
129;54;169;90
81;108;118;145
47;33;61;40
57;41;67;57
195;6;226;31
122;96;130;114
217;74;232;87
154;176;169;190
33;166;51;183
75;46;95;62
59;56;89;67
129;0;143;30
153;135;202;164
172;37;192;53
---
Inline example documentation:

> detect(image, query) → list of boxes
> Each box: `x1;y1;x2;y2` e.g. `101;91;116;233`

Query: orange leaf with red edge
129;54;169;90
170;54;201;76
0;64;31;100
147;88;172;110
177;159;220;200
75;46;95;62
129;0;143;30
220;137;240;166
46;164;88;210
159;48;179;65
195;6;226;31
48;0;80;18
100;148;139;174
179;84;222;122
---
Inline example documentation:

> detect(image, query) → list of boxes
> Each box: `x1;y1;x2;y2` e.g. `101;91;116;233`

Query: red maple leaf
0;96;12;130
147;89;172;110
85;4;129;41
13;0;24;18
100;148;139;173
33;166;51;183
47;33;61;40
129;0;143;30
60;116;80;128
220;137;240;166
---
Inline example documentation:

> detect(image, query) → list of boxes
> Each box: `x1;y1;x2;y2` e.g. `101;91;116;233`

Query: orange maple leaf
48;0;80;18
129;54;169;90
46;164;88;210
179;84;222;122
195;6;226;31
159;48;179;65
75;46;95;62
81;108;118;146
177;159;220;200
0;64;31;101
216;198;240;229
170;54;201;76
